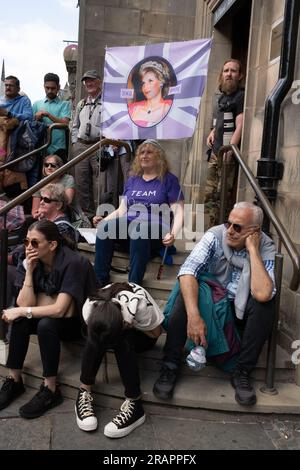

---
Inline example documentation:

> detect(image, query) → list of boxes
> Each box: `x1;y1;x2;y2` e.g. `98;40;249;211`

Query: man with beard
204;59;244;227
33;73;71;162
0;75;33;121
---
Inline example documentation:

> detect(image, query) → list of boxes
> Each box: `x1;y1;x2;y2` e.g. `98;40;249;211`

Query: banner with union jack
101;38;212;140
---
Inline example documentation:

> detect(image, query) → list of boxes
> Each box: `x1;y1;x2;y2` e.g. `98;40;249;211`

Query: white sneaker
75;388;98;431
104;398;145;438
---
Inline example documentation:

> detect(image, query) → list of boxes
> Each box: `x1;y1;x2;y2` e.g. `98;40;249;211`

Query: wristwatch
26;307;33;319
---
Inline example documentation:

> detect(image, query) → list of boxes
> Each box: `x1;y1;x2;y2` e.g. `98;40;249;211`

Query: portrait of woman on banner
127;58;176;128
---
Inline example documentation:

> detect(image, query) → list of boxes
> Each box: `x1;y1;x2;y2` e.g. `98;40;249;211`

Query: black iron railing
219;144;300;392
0;136;131;340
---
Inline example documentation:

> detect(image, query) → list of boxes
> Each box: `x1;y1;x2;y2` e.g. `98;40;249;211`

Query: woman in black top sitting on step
0;220;98;419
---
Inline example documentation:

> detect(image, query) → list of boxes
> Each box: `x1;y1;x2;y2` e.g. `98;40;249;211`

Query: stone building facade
76;0;300;346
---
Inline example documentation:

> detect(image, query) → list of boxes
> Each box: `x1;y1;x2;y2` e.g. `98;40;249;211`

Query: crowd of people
0;59;277;441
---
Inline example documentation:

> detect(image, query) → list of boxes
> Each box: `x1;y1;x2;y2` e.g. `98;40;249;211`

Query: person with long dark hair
0;220;98;419
75;282;164;438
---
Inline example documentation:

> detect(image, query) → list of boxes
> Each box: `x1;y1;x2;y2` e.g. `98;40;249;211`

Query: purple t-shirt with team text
123;172;184;227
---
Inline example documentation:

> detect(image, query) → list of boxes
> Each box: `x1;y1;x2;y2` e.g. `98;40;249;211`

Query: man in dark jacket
204;59;244;227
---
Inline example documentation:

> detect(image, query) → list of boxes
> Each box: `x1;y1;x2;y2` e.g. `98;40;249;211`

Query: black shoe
231;370;257;406
19;383;63;419
153;365;178;400
104;398;145;438
75;388;98;432
0;376;25;410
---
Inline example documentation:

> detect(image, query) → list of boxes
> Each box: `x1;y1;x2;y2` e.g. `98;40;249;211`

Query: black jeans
6;316;82;377
80;329;157;399
162;292;276;373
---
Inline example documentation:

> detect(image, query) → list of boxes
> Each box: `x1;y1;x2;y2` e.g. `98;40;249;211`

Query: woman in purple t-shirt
94;139;184;285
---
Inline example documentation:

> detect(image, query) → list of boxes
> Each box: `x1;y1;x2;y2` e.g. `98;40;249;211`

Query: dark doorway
215;0;252;73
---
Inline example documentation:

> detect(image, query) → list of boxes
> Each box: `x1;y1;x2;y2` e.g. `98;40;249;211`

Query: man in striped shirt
153;202;276;407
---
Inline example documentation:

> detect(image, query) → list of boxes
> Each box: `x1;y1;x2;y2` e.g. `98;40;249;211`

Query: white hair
233;201;263;227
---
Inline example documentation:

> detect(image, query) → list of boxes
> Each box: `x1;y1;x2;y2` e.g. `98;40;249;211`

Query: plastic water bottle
186;345;206;371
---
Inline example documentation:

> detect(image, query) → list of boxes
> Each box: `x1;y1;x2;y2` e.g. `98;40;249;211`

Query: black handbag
98;148;114;172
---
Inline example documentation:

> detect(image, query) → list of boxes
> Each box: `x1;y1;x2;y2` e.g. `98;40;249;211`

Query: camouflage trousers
204;153;238;228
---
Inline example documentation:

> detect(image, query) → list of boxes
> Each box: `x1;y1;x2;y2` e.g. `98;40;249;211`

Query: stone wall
237;0;300;342
76;0;197;182
77;0;300;341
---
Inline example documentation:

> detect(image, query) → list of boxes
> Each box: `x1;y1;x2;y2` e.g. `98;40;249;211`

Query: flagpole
157;156;190;280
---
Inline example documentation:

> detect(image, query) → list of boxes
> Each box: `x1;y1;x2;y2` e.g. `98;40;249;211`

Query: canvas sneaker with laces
19;383;63;419
104;398;145;438
0;376;25;410
75;388;98;431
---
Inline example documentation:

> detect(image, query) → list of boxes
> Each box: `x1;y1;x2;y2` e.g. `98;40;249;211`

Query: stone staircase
1;240;300;414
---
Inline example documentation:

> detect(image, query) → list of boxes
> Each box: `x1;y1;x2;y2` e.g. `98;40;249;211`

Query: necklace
146;102;163;114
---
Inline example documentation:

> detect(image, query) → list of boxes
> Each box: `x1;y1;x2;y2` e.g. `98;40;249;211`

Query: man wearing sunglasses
153;202;276;407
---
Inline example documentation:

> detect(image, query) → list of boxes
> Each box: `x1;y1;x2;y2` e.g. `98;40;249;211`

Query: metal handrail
0;123;69;172
0;138;131;341
219;144;300;291
0;138;131;216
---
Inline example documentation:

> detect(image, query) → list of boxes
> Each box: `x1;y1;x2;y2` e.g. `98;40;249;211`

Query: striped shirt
178;231;276;299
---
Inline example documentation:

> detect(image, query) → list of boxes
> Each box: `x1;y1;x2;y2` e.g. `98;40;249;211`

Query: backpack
6;120;48;172
69;205;92;229
55;219;81;243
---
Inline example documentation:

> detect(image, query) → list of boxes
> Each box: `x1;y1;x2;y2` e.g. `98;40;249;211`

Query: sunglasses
23;238;41;249
44;162;59;169
40;196;58;204
224;221;259;234
224;221;245;233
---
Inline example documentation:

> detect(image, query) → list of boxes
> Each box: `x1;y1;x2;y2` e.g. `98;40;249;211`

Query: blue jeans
94;217;165;285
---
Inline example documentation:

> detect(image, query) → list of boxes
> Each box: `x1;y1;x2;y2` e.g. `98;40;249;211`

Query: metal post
260;253;284;395
219;153;228;223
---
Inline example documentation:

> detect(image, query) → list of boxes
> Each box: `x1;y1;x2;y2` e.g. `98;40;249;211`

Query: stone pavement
0;384;300;451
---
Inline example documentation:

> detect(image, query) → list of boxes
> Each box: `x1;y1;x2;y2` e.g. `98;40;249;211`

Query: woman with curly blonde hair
94;139;184;286
130;139;169;181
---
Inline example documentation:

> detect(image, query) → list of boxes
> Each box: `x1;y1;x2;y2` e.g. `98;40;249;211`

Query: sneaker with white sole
104;398;145;438
75;388;98;431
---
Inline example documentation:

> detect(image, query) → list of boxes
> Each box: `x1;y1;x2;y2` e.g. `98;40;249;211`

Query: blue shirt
179;231;275;299
0;94;33;121
32;96;71;154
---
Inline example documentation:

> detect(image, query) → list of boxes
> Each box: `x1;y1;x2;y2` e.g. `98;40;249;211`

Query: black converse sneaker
75;388;98;431
104;398;145;438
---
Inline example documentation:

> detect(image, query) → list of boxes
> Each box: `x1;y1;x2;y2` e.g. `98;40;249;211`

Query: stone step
1;336;298;414
109;272;175;300
78;242;187;266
